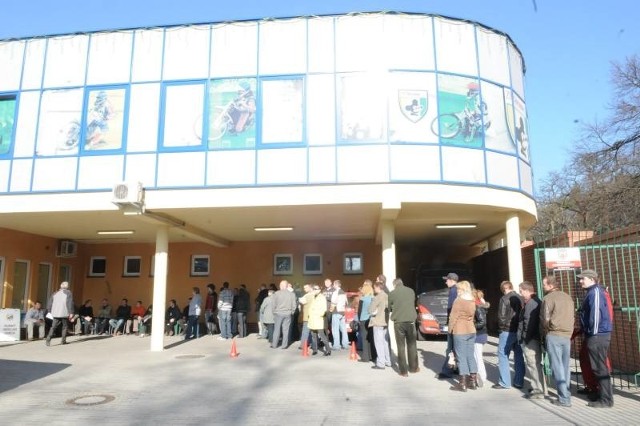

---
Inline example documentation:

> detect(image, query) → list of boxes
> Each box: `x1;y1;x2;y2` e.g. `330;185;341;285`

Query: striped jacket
580;284;613;336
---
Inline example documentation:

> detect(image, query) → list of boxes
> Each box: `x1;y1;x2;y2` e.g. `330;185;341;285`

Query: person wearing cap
45;281;75;346
492;280;525;390
540;275;574;407
577;270;614;408
438;272;458;379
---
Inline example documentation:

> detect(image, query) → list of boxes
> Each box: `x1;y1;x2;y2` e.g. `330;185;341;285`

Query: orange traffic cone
349;341;358;361
230;337;239;358
302;340;309;357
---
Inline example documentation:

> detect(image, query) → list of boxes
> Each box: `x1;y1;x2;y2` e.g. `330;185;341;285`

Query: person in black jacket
518;281;545;399
236;285;250;338
165;299;182;335
492;281;525;390
108;298;131;335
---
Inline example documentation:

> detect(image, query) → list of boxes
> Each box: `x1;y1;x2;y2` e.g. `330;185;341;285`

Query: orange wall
1;228;381;324
0;228;83;308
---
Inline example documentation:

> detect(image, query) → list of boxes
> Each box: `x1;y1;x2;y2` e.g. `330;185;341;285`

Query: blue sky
3;0;639;192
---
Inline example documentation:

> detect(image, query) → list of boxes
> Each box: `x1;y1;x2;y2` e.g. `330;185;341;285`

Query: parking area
0;334;638;425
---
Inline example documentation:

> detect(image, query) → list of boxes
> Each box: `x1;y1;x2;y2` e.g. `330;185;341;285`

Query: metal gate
533;229;640;389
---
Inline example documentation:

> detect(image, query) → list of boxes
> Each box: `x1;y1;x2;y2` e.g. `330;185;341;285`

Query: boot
469;373;478;390
450;375;468;392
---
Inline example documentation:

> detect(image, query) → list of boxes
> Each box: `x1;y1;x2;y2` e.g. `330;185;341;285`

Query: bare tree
530;55;640;241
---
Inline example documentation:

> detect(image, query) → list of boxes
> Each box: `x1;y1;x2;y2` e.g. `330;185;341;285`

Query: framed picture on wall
89;256;107;277
191;254;210;276
273;254;293;275
343;252;363;275
303;253;322;275
123;256;141;277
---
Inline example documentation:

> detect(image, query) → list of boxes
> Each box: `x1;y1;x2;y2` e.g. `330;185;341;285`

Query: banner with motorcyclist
208;78;257;149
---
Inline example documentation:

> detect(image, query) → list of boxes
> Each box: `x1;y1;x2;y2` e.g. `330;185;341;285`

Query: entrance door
37;263;53;306
12;260;30;311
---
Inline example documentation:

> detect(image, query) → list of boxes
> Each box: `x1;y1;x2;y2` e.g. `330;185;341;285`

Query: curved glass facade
0;13;532;196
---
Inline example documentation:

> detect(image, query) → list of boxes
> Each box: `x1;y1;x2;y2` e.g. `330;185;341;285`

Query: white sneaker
217;336;226;341
139;334;145;338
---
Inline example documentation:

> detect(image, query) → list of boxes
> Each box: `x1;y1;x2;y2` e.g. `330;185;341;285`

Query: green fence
532;227;640;389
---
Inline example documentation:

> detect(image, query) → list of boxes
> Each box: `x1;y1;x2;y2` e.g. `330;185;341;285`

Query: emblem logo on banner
399;90;428;123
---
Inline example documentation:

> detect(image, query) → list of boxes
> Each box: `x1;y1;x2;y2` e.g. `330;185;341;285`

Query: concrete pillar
506;214;524;285
381;220;398;353
150;226;169;352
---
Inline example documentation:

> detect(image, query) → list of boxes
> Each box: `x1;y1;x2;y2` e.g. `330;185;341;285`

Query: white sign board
545;247;582;270
0;309;21;342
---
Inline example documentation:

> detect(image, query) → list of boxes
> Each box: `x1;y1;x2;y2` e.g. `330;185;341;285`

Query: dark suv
414;264;471;337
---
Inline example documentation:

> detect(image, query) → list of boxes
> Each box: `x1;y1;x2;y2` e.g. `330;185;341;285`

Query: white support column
150;226;169;352
506;214;524;285
381;220;398;353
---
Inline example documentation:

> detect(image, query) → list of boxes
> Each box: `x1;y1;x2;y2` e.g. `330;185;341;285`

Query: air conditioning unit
56;240;78;258
112;181;144;206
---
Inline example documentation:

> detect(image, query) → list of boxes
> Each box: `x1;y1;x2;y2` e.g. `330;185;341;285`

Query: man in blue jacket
578;269;613;408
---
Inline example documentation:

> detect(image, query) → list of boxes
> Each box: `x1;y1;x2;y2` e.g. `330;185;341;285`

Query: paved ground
1;333;638;425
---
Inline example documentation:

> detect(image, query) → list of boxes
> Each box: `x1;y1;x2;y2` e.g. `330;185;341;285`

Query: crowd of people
31;268;615;409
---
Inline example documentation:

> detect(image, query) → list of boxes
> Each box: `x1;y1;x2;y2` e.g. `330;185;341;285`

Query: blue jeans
331;313;349;349
299;321;311;348
373;326;391;368
546;334;572;405
218;310;232;339
453;333;477;376
440;333;455;376
497;331;525;388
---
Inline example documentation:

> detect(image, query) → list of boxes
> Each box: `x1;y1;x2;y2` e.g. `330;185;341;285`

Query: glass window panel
509;42;525;98
14;91;40;157
258;19;306;75
32;157;78;191
131;29;164;82
36;89;83;156
338;73;386;142
308;17;335;73
337;145;388;183
482;81;515;154
124;256;142;277
43;35;89;88
261;79;303;144
77;155;124;189
0;41;25;91
383;15;434;70
157;152;205;186
477;27;510;86
210;22;258;77
513;94;529;162
9;159;33;192
162;83;204;148
83;88;126;152
441;146;485;184
21;39;46;90
388;72;438;143
127;84;160;152
206;150;256;185
486;151;518;188
389;145;441;181
257;148;306;184
519;159;533;195
208;78;256;149
307;74;335;146
89;256;106;277
335;15;385;72
434;18;478;76
0;95;17;155
163;26;210;80
433;74;486;148
87;31;133;85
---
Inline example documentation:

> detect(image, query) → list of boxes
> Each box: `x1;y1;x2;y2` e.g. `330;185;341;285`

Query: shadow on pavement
0;360;70;394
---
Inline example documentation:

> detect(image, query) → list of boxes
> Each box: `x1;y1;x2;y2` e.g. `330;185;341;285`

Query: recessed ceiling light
254;227;294;232
435;224;477;229
97;230;135;235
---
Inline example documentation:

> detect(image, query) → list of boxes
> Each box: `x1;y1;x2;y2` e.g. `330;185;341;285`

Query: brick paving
0;334;638;425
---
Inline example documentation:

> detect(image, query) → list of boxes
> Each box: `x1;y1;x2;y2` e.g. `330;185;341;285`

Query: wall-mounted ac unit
112;181;144;207
57;240;78;258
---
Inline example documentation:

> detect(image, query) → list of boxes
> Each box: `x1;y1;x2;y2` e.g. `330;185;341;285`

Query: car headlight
421;313;435;321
